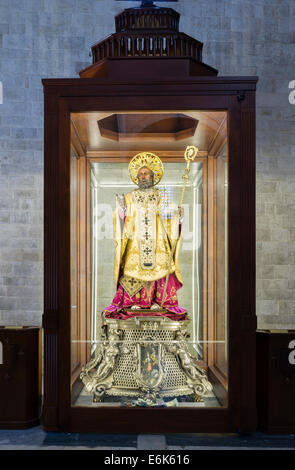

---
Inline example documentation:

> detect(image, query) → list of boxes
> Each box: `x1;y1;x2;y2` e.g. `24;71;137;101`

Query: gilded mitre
128;152;164;186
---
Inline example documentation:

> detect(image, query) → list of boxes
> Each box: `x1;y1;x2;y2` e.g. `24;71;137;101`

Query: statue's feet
131;305;141;310
151;303;161;311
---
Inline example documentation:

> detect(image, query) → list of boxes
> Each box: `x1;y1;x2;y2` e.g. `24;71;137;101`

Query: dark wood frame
43;76;257;433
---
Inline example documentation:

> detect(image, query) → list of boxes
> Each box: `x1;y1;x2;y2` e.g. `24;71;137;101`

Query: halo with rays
128;152;164;186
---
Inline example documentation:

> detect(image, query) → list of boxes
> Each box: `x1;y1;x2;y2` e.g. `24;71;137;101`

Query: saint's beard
138;179;154;189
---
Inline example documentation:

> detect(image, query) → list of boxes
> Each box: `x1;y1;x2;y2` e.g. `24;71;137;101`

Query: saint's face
137;167;154;189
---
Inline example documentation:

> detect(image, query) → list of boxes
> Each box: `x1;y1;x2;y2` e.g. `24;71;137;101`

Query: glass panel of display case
70;110;228;408
215;148;228;382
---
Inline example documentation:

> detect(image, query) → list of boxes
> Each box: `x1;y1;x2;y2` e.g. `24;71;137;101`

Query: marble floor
0;426;294;450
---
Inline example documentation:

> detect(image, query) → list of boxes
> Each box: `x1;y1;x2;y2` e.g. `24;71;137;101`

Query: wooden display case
42;2;257;433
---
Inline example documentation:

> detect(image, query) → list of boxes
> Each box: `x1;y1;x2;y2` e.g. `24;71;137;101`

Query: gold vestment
113;187;183;286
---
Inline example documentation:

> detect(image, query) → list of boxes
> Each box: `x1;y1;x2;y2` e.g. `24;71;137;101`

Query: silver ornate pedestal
80;315;212;404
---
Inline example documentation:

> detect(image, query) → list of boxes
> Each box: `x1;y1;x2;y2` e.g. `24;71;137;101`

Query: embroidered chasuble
115;187;182;284
104;186;186;316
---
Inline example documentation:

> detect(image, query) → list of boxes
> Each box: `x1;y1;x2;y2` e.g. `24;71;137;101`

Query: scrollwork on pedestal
80;316;213;404
80;326;121;394
165;330;213;401
93;384;109;403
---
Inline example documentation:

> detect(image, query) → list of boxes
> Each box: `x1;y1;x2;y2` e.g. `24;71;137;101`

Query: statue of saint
103;152;186;317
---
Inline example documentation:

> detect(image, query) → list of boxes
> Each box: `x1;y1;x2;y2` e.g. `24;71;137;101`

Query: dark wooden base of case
257;330;295;434
0;418;40;430
0;327;40;429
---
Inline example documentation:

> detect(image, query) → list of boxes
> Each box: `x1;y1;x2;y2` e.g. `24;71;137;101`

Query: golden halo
128;152;164;186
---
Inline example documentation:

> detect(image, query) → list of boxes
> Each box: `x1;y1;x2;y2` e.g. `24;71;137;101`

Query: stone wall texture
0;0;294;329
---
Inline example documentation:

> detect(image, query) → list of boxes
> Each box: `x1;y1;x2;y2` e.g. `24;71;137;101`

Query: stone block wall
0;0;294;329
